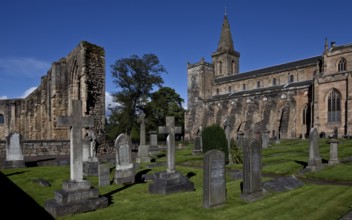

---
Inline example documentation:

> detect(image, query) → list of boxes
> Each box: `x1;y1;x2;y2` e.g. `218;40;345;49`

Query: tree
144;87;185;135
108;54;167;137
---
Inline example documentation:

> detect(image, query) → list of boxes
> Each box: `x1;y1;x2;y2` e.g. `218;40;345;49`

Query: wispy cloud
0;95;8;100
105;91;118;116
21;87;37;98
0;57;51;78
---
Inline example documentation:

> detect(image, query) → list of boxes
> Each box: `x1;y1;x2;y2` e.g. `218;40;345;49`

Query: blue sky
1;0;352;114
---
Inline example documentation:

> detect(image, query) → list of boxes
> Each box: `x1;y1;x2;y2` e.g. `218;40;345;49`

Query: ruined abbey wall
0;41;106;156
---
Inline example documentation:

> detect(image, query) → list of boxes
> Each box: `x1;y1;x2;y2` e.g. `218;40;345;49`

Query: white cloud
21;87;37;98
105;91;118;116
0;57;51;78
0;96;8;100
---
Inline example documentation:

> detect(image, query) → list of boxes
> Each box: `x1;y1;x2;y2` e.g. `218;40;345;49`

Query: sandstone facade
185;15;352;141
0;41;106;156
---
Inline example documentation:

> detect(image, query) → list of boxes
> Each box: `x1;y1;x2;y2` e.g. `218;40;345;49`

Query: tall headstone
45;100;108;218
4;132;26;168
224;118;233;164
99;164;111;187
261;130;270;149
237;131;244;148
192;126;203;155
114;133;135;184
241;137;265;202
148;116;195;194
328;138;340;165
306;128;323;172
83;129;99;176
136;113;151;163
148;131;160;156
203;150;226;208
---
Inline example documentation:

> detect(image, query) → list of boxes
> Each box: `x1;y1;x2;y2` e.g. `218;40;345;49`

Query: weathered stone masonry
185;14;352;141
0;41;105;157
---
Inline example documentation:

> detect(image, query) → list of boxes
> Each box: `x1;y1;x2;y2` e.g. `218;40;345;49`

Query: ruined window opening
289;75;294;83
0;114;4;124
338;58;346;72
242;84;246;90
328;89;341;123
216;88;220;95
273;78;277;86
257;81;261;88
228;86;232;93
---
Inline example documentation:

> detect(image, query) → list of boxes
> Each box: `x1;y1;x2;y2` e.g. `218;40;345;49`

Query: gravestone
237;131;244;148
148;116;195;194
261;130;270;149
4;132;26;168
136;113;151;163
224;118;233;164
275;131;280;144
114;133;135;184
83;130;99;176
306;128;323;172
193;126;203;155
203;150;226;208
241;137;265;202
148;131;160;156
328;138;340;165
45;100;108;218
99;164;110;187
263;176;304;192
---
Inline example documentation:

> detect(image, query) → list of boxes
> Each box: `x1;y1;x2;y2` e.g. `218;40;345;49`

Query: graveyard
2;136;352;219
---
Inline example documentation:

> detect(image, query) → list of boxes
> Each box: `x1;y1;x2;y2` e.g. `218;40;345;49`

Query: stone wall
0;41;106;153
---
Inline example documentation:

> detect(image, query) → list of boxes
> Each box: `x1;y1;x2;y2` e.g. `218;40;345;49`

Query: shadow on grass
294;160;307;168
25;158;57;167
104;169;152;205
151;154;166;162
0;171;54;219
5;171;28;177
187;171;196;179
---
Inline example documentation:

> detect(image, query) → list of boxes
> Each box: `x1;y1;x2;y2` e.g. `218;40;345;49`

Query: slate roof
215;56;321;84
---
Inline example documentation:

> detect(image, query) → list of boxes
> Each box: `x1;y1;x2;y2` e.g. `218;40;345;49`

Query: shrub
202;124;229;163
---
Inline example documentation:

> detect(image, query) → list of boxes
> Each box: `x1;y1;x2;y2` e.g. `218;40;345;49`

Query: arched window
338;58;347;72
328;89;341;123
0;114;4;124
272;78;277;86
218;61;223;75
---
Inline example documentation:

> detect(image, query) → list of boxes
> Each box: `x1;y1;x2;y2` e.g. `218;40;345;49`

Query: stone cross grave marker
138;113;146;146
203;149;226;208
57;100;94;182
158;116;182;173
307;127;323;172
224;117;233;164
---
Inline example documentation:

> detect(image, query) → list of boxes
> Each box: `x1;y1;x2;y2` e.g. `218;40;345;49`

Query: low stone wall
0;140;70;158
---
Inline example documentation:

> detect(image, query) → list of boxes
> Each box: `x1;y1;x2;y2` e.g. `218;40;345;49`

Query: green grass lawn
2;138;352;219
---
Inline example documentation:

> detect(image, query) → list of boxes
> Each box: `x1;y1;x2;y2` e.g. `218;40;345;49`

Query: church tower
212;13;240;77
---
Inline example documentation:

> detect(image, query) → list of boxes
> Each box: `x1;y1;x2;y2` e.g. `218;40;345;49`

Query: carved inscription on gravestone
203;150;226;208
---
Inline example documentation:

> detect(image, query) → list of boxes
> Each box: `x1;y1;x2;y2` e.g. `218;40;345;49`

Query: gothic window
0;114;4;124
273;78;277;86
242;84;246;90
231;60;235;74
257;81;261;88
328;89;341;123
338;58;347;72
302;105;308;125
289;74;294;83
218;61;223;75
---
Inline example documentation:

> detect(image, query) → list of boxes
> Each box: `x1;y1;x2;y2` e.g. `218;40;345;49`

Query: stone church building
0;41;106;157
185;14;352;141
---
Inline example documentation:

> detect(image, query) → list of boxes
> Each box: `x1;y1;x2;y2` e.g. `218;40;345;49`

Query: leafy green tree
144;87;185;134
202;124;229;164
108;54;167;137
